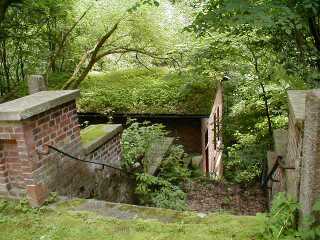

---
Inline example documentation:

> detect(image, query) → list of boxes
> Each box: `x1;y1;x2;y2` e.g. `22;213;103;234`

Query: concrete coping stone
287;89;320;126
0;90;80;121
80;124;123;155
145;137;174;175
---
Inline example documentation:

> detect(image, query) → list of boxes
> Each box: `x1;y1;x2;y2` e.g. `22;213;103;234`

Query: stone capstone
80;124;123;155
0;90;80;121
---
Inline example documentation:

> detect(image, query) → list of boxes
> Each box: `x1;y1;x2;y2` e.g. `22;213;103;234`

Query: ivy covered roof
77;68;217;115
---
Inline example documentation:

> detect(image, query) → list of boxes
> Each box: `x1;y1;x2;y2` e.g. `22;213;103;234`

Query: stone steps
53;198;207;223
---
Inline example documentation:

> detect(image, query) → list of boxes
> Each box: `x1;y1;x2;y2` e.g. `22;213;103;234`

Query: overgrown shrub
135;173;187;211
262;193;300;239
78;68;215;114
121;120;167;171
121;121;191;211
261;193;320;240
159;145;191;185
224;141;265;184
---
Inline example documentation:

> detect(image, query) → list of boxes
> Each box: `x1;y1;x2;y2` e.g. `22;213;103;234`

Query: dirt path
185;180;268;215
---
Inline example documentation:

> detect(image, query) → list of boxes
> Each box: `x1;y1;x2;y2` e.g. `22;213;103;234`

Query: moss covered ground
0;199;266;240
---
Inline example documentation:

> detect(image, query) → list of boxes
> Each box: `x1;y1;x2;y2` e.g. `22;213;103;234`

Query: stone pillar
299;91;320;225
27;75;47;94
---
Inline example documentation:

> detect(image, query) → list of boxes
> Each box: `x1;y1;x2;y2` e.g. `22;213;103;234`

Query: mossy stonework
0;198;265;240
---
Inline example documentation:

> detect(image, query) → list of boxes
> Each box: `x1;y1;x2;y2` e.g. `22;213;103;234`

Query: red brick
56;133;66;142
26;184;48;207
32;128;41;135
51;110;62;119
43;136;50;143
14;127;23;133
4;127;13;133
10;133;24;140
50;133;57;139
38;116;50;125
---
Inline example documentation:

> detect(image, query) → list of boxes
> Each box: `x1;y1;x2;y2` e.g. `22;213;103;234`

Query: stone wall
299;91;320;223
268;89;320;225
285;109;304;200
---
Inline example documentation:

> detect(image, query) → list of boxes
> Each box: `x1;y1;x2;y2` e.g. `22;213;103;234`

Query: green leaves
127;0;160;13
135;173;187;210
121;120;167;171
261;195;320;240
262;193;300;239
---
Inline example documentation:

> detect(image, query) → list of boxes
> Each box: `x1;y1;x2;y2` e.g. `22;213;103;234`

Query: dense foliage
2;0;320;214
79;68;216;114
121;121;192;210
121;120;167;171
184;0;319;184
0;0;192;96
261;193;320;240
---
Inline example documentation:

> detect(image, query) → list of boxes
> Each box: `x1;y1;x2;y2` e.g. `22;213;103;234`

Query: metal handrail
262;156;295;188
46;145;134;176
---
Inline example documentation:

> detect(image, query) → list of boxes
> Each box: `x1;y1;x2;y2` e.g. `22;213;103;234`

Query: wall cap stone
0;90;80;121
81;124;123;155
288;89;320;126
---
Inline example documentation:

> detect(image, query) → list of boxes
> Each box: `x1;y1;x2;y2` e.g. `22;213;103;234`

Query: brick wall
202;82;223;177
85;133;122;170
0;91;127;206
29;101;83;193
83;133;134;203
0;101;82;200
0;123;32;198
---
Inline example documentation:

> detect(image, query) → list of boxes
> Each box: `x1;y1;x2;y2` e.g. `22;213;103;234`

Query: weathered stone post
299;91;320;225
27;75;47;94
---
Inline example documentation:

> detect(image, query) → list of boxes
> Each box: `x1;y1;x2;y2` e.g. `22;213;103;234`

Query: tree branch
47;5;92;75
62;21;120;89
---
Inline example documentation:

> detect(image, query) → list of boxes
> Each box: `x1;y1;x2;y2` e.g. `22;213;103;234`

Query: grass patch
0;199;266;240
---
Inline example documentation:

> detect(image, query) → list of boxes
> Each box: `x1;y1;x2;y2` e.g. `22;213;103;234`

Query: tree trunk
47;6;92;77
1;39;10;91
0;0;10;24
308;16;320;69
68;57;96;89
62;22;119;89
